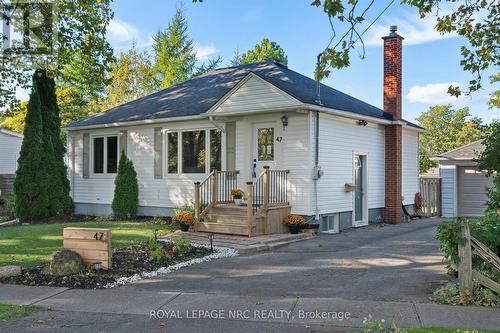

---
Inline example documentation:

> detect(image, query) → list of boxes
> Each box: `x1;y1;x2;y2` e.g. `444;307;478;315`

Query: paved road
124;218;452;302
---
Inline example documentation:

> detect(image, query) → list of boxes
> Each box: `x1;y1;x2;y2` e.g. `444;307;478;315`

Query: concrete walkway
162;230;315;254
1;284;499;332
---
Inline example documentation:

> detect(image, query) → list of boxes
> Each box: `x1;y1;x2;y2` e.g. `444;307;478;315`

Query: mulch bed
0;242;211;289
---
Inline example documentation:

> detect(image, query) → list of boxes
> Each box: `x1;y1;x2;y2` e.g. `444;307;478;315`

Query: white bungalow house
64;27;422;235
0;128;23;194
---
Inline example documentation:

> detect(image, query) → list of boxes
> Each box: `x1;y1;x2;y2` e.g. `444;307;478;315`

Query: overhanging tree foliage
476;121;500;212
13;73;49;221
112;151;139;219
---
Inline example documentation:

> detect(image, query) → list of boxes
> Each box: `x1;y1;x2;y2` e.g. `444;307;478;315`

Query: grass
0;304;43;321
408;328;500;333
0;221;173;268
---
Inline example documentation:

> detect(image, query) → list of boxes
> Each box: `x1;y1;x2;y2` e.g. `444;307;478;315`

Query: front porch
193;167;291;237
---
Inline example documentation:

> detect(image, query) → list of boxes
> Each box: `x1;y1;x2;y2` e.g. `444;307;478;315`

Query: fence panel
419;177;441;217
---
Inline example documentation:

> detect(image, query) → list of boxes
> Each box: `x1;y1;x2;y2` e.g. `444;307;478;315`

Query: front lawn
0;221;173;268
0;304;43;321
408;328;500;333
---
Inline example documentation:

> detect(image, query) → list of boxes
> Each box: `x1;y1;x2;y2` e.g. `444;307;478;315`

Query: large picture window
210;129;221;171
93;136;118;174
167;132;178;174
257;128;274;161
182;130;206;173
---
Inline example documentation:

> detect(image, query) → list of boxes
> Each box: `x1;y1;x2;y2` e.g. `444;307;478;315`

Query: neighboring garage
435;140;494;218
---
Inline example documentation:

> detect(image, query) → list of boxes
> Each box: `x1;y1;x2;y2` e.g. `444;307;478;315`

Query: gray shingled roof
437;140;485;160
65;61;421;129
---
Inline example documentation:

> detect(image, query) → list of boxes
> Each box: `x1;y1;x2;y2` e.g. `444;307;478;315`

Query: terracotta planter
180;223;190;232
288;224;300;234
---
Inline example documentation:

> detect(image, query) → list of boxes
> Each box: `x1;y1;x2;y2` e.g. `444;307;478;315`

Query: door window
257;128;274;161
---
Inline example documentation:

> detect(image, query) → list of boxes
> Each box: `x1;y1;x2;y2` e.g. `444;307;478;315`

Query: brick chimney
383;26;403;224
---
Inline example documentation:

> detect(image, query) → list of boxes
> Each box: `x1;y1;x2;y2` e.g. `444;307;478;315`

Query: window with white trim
167;132;179;174
93;135;118;174
182;130;206;174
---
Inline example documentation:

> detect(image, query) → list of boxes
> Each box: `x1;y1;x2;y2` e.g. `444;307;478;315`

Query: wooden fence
419;177;441;217
458;223;500;294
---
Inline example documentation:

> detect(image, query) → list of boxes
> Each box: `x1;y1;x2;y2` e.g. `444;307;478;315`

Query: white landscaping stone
0;265;21;278
104;244;238;289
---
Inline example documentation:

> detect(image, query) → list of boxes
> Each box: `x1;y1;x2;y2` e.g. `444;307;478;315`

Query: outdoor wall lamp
281;115;289;130
357;120;368;126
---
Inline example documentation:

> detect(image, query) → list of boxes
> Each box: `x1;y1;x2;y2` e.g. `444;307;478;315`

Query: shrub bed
0;240;211;289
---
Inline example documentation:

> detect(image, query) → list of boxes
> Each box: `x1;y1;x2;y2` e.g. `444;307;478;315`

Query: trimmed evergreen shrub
112;151;139;219
35;70;73;217
13;76;50;221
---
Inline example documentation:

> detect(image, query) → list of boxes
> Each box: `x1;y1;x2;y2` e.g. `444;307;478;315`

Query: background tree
235;38;288;66
0;0;114;119
0;102;27;133
152;7;221;90
417;105;484;173
112;151;139;219
102;43;156;110
13;74;49;221
36;70;73;217
476;121;500;212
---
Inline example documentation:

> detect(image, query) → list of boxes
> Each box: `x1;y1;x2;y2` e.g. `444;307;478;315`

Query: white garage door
458;166;494;217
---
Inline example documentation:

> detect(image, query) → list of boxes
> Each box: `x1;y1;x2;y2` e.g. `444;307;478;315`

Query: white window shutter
154;127;163;178
82;133;89;178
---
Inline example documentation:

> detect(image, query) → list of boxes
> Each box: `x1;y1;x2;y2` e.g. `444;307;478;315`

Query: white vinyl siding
402;129;419;205
0;131;23;174
440;166;457;218
69;119;219;209
316;114;385;214
213;75;301;114
234;112;312;215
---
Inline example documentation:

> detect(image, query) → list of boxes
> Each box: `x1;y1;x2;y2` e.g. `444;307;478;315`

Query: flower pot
288;224;300;234
180;223;190;232
234;198;242;206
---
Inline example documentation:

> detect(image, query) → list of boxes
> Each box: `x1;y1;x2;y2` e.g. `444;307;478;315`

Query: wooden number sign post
63;227;112;269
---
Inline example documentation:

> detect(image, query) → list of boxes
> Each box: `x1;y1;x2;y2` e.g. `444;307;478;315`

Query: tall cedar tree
36;70;73;217
112;151;139;219
13;74;50;221
152;7;196;89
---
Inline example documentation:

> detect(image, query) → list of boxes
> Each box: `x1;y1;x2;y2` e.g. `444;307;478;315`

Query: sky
17;0;500;123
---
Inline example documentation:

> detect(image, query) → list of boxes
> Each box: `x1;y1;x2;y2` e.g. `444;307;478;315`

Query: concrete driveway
124;218;453;302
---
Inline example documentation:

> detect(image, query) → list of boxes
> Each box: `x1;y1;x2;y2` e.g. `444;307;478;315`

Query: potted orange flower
283;214;305;234
231;189;244;206
172;211;194;232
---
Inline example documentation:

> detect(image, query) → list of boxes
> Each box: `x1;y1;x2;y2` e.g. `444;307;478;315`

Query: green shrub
171;235;191;255
147;238;171;263
175;202;195;215
112;151;139;219
1;193;16;218
432;282;499;307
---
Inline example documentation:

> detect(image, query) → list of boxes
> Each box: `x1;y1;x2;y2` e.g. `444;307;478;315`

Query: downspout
313;53;322;222
314;110;320;222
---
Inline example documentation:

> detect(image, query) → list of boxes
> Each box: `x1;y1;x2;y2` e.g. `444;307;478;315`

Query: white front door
252;123;277;178
353;154;368;227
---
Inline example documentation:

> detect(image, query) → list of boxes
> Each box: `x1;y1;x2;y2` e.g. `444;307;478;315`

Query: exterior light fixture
281;115;289;130
208;233;215;252
357;120;368;126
